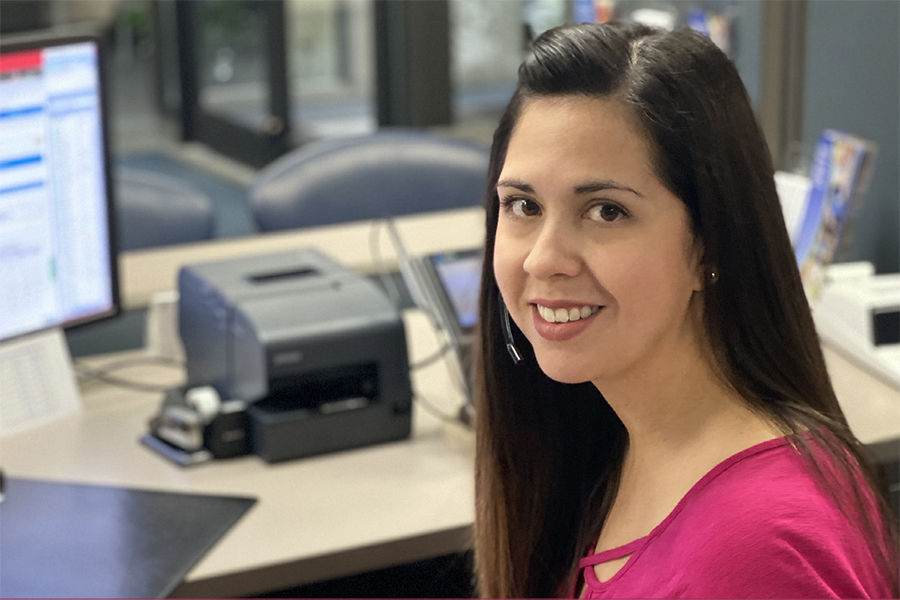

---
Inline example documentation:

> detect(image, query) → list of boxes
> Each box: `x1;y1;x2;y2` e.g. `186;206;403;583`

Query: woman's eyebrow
574;180;643;197
496;178;643;198
496;178;534;193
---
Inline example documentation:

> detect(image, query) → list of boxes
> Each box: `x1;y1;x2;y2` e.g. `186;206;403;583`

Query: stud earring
709;270;719;283
499;301;523;365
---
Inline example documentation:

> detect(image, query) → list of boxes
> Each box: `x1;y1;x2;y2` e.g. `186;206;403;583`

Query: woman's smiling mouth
531;303;604;341
535;303;601;323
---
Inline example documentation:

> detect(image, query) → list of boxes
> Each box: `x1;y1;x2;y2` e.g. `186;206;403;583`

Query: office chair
115;167;215;251
249;129;490;232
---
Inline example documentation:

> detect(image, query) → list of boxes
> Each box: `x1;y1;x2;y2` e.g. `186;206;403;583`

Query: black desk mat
0;478;256;598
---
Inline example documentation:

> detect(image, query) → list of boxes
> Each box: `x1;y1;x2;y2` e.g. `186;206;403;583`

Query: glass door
178;0;290;168
286;0;377;143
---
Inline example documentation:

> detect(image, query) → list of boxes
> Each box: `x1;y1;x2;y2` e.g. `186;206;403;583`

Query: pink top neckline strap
578;535;650;568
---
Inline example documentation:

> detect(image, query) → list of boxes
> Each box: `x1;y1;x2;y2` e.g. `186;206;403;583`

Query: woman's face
493;96;705;385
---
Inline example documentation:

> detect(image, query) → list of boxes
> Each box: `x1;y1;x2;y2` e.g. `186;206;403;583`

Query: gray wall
721;0;762;111
802;0;899;273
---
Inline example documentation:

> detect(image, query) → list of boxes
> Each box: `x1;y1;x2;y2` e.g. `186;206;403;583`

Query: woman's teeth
536;304;600;323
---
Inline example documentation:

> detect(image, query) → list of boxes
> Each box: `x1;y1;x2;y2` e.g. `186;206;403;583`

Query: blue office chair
248;129;490;232
115;167;216;251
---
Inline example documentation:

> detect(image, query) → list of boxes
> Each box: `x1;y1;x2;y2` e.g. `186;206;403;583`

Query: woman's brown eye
589;203;627;222
511;199;540;217
601;205;621;221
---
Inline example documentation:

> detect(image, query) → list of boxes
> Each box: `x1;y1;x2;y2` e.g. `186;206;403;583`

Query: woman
473;21;898;598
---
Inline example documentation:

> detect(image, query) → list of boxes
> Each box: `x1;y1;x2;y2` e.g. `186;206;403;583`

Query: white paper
774;171;812;247
145;290;184;360
0;327;82;437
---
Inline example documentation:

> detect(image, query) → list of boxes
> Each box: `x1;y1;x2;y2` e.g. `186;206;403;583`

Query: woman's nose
522;221;582;280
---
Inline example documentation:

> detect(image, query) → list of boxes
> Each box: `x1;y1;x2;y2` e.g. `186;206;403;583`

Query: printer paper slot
259;363;379;414
246;267;320;283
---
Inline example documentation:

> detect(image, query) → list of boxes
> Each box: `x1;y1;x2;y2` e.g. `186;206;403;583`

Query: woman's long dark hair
473;22;898;598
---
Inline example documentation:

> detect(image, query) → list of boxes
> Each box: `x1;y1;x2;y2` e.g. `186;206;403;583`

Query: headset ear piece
499;301;523;365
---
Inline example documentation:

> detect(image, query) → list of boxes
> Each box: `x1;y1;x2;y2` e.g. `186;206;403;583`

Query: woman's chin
534;355;597;385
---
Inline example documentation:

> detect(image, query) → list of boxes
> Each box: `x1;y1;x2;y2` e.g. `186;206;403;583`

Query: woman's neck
589;333;780;555
591;317;778;477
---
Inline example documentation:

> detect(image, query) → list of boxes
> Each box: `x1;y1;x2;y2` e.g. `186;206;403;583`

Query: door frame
175;0;291;168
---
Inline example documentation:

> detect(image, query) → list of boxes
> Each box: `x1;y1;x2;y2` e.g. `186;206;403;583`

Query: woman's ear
689;238;706;292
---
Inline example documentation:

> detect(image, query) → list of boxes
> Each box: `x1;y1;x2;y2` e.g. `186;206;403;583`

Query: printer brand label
272;350;304;366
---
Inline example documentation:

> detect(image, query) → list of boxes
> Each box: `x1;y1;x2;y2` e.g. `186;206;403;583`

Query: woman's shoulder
689;435;841;514
658;437;892;598
677;436;871;543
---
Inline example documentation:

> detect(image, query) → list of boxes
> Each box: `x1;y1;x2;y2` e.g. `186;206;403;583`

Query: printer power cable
74;355;184;393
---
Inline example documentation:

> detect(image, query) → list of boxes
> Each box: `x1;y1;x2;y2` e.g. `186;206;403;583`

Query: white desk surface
822;344;900;446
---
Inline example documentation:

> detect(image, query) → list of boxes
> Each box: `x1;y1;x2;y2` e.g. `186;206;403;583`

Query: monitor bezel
0;31;121;340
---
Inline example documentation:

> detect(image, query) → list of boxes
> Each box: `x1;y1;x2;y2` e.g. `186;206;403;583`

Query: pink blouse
573;436;894;598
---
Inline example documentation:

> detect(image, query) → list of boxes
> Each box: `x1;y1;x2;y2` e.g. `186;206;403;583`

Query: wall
802;0;899;273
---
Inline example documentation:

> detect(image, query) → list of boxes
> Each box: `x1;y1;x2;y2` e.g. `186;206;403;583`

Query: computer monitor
0;33;119;342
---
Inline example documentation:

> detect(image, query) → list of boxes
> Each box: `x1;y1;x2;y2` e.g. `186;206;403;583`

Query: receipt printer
813;262;900;388
178;248;413;462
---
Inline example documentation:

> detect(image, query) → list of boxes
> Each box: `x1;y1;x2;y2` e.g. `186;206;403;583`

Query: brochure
794;130;877;298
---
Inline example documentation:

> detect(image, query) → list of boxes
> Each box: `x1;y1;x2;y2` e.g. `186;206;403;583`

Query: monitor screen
430;250;482;332
0;35;118;342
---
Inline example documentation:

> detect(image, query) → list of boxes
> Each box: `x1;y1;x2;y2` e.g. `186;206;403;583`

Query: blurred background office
1;2;897;596
3;0;897;332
